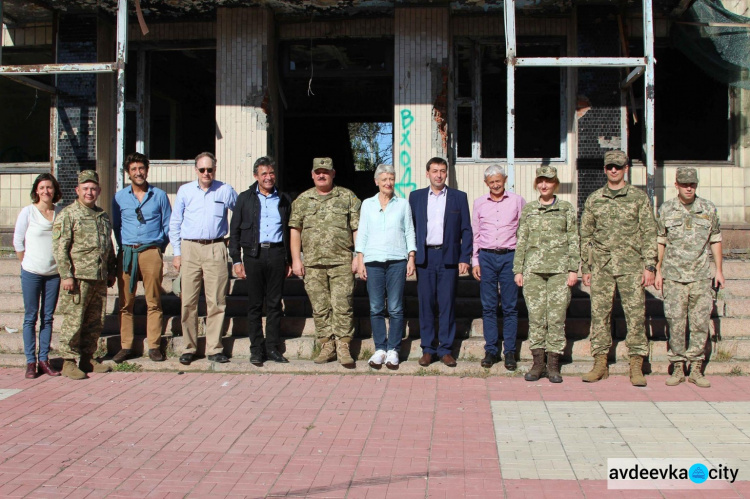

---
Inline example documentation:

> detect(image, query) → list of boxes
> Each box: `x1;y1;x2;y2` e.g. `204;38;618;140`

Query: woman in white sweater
13;173;63;379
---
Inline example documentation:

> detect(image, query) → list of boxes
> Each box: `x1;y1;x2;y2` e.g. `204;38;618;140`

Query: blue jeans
478;250;518;356
20;269;60;363
365;260;407;352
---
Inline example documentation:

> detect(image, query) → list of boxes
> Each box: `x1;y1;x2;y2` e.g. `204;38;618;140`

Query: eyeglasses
198;168;214;174
605;164;626;171
135;207;145;224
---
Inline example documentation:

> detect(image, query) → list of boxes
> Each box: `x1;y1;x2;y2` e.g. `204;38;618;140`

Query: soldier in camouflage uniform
289;158;361;367
52;170;117;380
580;150;658;386
513;166;580;383
656;167;724;388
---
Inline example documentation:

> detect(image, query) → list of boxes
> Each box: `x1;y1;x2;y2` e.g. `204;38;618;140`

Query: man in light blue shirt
112;152;172;364
169;152;238;365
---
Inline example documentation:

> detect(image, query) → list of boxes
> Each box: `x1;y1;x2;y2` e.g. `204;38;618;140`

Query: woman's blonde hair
533;176;560;194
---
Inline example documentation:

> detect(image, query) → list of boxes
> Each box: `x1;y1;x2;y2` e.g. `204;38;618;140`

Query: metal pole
136;47;146;154
115;0;128;193
0;2;4;65
515;57;646;67
504;0;517;191
643;0;656;204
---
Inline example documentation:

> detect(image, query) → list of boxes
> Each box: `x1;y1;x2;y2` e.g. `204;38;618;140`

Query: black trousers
243;245;286;353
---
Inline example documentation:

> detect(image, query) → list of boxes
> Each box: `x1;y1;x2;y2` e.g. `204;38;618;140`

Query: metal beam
0;63;116;75
621;67;645;89
644;0;656;204
115;0;128;193
514;57;646;67
504;0;517;191
5;75;57;94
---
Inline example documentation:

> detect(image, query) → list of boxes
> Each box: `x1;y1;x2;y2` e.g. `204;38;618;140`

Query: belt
123;244;158;249
481;248;515;255
184;237;225;245
426;245;442;250
260;242;284;249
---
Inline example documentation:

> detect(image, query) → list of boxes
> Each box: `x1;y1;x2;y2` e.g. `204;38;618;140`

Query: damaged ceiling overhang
2;0;685;25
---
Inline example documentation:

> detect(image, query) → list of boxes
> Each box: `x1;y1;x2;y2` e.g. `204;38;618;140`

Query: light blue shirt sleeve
169;185;186;256
404;201;417;254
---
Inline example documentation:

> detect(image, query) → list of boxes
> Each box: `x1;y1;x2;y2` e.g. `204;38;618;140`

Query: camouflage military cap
535;166;558;179
78;170;99;185
312;157;334;171
676;167;699;184
603;150;628;167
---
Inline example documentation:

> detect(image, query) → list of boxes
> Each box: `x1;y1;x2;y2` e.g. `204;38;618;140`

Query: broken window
455;38;565;160
0;47;53;164
125;48;216;160
348;122;393;171
627;44;731;162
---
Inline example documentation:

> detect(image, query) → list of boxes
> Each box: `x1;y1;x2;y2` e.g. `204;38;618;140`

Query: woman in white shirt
355;164;417;369
13;173;63;379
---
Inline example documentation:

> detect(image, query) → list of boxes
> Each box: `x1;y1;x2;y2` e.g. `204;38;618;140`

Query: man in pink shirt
472;165;526;370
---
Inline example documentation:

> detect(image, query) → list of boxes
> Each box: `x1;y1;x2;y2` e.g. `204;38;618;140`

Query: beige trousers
117;247;164;350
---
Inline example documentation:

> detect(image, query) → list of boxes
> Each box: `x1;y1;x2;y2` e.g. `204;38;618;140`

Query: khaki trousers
180;240;230;356
117;247;164;350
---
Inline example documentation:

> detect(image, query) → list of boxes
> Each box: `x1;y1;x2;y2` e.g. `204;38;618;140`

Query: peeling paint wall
215;7;274;193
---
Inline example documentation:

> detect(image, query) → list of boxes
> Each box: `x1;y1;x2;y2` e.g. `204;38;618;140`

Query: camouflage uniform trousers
304;264;355;341
56;279;107;360
664;278;712;362
589;272;649;357
523;272;571;354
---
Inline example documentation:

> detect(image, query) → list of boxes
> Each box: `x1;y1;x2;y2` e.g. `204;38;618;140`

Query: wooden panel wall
215;7;274;193
129;22;215;42
279;18;393;39
393;7;449;198
0;173;37;227
1;24;53;47
452;16;568;36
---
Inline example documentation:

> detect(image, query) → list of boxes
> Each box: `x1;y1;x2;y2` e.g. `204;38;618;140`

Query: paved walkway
1;368;749;498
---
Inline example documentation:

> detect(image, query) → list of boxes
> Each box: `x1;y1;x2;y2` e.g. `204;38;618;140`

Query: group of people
13;149;724;388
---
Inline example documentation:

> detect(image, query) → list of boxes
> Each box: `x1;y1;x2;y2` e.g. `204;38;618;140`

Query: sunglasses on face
198;168;214;174
605;164;626;171
135;207;145;224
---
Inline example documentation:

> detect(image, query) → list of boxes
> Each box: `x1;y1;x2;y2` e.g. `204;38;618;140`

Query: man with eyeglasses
580;150;657;386
170;152;238;365
112;152;172;364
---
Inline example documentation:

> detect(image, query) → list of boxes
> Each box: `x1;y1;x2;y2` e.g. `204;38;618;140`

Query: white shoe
385;349;400;369
368;350;387;368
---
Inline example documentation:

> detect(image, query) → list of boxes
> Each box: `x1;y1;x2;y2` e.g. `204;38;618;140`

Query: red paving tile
0;369;749;497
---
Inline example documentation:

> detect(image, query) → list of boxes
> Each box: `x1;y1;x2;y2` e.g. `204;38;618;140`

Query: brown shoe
25;362;38;379
61;359;86;380
418;353;434;367
112;349;134;364
441;354;457;367
37;360;60;377
79;357;112;374
148;349;165;362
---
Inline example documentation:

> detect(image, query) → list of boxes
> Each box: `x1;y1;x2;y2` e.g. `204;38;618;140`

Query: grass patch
359;347;373;361
728;365;743;376
112;362;143;372
311;341;321;361
713;345;737;362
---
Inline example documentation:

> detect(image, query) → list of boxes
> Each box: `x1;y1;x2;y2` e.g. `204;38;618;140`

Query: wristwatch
645;265;656;273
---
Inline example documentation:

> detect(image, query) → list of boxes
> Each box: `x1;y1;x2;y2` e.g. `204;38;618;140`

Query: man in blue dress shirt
112;152;172;363
170;152;238;365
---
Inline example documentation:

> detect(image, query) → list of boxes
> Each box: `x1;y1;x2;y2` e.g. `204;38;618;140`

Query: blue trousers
478;250;518;356
21;269;60;363
365;260;407;352
416;247;458;357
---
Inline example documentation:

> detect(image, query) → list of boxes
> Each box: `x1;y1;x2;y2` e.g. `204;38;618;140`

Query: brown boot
79;357;112;374
665;361;685;386
61;359;86;380
336;339;355;368
629;355;647;387
313;338;337;364
582;354;609;382
524;349;546;381
688;360;711;388
547;353;563;384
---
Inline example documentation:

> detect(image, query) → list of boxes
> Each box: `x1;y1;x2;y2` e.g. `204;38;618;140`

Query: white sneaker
385;349;400;369
368;350;387;368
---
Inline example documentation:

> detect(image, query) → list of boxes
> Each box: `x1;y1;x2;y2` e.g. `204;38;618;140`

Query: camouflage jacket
580;184;657;275
289;185;361;266
513;198;580;275
52;200;116;281
657;196;721;282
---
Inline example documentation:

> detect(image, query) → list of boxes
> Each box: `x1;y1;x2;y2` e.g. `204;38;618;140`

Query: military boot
79;356;112;374
524;349;547;381
666;361;686;386
336;339;355;368
61;359;86;380
629;355;647;387
547;353;563;384
688;360;711;388
313;338;337;364
582;354;609;382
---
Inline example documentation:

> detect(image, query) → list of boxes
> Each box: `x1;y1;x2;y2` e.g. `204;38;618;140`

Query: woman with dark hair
13;173;63;378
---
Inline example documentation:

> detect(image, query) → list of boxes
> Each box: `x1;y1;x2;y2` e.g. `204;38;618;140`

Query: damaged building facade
1;0;749;248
